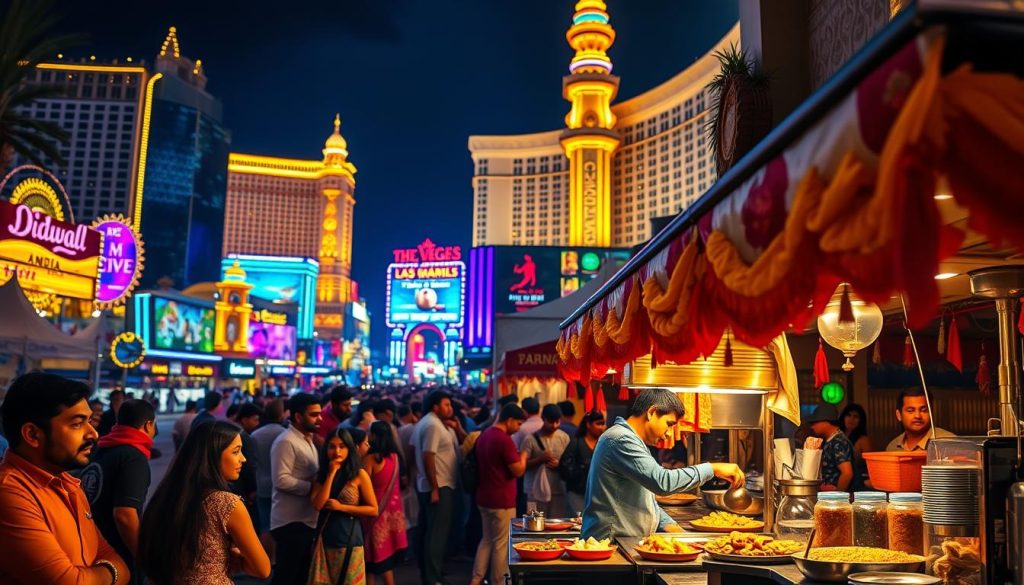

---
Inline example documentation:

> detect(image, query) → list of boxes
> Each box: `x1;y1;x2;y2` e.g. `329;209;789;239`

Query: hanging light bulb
817;283;884;371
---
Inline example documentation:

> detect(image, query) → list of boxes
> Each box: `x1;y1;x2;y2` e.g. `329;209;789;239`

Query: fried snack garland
695;511;761;528
705;532;804;556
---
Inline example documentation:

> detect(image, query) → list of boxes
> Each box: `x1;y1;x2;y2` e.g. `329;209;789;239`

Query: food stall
536;3;1024;585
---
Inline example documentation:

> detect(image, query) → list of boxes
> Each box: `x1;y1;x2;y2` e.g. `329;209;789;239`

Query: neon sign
392;239;462;263
110;332;146;369
385;261;465;327
92;215;144;307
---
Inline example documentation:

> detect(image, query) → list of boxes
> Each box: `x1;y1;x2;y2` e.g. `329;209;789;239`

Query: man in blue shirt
581;389;744;539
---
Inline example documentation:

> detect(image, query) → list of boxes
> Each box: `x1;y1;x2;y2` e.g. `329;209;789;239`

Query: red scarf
97;425;154;459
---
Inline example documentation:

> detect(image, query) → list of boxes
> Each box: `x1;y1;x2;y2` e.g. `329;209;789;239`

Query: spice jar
813;491;852;547
888;492;925;555
852;491;888;547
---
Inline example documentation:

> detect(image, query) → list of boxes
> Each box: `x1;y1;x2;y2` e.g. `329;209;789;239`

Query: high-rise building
139;28;231;288
224;118;358;338
12;59;156;221
469;2;737;248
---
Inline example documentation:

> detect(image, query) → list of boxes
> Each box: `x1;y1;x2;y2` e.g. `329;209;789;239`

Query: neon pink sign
93;218;143;305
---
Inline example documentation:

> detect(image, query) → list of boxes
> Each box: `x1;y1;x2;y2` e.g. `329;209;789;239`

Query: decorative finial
334;114;341;131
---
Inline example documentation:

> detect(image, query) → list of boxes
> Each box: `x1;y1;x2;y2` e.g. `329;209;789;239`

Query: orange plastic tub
863;451;927;492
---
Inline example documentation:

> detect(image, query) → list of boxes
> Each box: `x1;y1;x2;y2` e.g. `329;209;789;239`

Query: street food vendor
581;389;744;539
886;388;955;451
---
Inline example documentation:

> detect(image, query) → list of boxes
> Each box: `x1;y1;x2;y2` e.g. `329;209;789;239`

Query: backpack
461;439;480;494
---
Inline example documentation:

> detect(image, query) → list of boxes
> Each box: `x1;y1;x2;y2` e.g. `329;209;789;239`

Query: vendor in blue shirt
581;389;745;539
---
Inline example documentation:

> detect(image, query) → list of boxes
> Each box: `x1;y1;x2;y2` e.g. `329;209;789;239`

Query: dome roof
324;114;348;155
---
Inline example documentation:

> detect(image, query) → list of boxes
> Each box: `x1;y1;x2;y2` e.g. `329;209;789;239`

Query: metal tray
705;551;794;565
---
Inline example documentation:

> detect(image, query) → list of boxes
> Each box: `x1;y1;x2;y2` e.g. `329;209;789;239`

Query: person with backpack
522;404;571;517
469;404;527;585
559;410;606;516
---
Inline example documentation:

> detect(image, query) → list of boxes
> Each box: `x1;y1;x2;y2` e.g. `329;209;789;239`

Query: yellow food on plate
567;537;613;551
638;535;702;554
516;540;563;552
806;547;925;563
695;511;762;528
705;532;804;556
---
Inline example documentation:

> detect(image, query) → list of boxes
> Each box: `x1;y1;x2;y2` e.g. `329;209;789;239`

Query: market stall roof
558;1;1024;384
0;278;99;360
497;340;560;379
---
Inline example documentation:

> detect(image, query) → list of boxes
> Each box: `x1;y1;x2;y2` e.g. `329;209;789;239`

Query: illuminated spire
323;113;350;163
159;26;181;58
566;0;615;75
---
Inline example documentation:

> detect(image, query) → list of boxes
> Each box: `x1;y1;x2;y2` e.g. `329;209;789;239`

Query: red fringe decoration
724;331;734;367
595;387;607;414
584;386;594;413
814;340;830;388
839;284;855;324
617;385;629;400
903;335;915;367
977;343;992;395
1019;299;1024;336
947;315;963;373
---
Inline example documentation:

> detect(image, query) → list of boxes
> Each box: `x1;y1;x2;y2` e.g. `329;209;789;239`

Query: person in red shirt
0;372;131;585
470;404;527;585
318;386;353;441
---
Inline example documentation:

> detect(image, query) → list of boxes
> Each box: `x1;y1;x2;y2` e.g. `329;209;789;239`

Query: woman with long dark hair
309;427;378;585
558;410;606;515
840;403;874;491
138;421;270;584
360;421;408;585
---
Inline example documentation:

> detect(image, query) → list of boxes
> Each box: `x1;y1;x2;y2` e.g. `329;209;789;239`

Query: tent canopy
0;278;100;360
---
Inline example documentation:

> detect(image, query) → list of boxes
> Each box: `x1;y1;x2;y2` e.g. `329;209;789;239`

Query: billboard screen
221;255;318;339
152;297;215;353
248;321;297;361
492;247;629;314
386;262;465;327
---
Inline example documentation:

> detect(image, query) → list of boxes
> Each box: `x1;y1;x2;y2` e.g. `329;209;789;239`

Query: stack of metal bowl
921;464;981;525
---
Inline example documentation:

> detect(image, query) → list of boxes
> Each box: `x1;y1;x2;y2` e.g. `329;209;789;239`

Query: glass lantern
817;284;884;371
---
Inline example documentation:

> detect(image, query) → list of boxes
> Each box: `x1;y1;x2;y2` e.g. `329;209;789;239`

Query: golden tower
214;260;254;355
561;0;620;247
315;114;358;338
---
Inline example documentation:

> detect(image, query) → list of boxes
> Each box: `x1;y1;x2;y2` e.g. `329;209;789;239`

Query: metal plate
848;572;942;585
705;551;794;565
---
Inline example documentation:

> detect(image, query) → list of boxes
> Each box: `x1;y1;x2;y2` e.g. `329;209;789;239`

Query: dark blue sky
57;0;738;353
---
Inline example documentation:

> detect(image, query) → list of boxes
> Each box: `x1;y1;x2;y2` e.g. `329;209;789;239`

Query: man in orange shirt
0;372;130;585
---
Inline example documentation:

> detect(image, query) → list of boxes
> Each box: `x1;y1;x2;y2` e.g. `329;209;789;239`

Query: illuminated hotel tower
561;0;620;247
224;116;357;338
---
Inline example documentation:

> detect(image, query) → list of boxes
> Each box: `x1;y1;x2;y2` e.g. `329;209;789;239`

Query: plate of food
513;540;566;561
634;534;704;562
564;537;616;561
655;493;700;506
790;547;926;583
704;532;804;564
690;511;765;533
544;520;574;531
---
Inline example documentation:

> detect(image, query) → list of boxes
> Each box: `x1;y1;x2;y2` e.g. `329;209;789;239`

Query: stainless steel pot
523;511;545;532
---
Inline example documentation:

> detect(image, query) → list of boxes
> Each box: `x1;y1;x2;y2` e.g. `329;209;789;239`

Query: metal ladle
722;485;753;511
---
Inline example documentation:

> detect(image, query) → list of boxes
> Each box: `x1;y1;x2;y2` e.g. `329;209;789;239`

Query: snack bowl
513;542;565;561
791;555;925;583
564;547;616;561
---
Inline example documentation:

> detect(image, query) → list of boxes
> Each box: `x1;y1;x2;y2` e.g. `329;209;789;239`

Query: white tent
0;278;99;360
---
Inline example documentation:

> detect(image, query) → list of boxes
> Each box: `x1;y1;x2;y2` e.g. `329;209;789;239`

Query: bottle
852;491;888;547
813;491;852;547
888;492;924;555
775;479;819;544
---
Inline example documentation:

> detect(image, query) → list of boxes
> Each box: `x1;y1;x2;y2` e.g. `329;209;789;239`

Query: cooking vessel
702;489;763;516
790;555;925;583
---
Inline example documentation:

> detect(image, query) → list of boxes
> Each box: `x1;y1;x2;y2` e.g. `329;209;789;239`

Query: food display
655;493;699;506
513;540;568;561
633;534;704;561
516;540;564;551
567;537;613;550
691;511;765;533
929;538;982;585
805;547;925;564
705;532;804;557
852;493;888;548
563;537;616;561
814;493;853;547
889;505;925;555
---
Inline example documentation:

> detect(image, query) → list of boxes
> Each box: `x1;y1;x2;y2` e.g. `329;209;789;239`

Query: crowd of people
0;370;951;585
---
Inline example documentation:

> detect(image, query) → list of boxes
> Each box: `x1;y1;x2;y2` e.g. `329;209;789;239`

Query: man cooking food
581;389;745;539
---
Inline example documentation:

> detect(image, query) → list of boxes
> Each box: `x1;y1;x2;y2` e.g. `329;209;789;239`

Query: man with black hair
413;390;460;585
80;399;157;583
512;396;543;450
523;404;571;517
270;393;322;585
886;388;955;451
581;388;744;540
0;372;131;584
97;389;125;437
232;403;263;524
806;404;854;491
317;385;352;440
342;397;377;430
190;389;222;430
253;398;288;560
558;400;578;437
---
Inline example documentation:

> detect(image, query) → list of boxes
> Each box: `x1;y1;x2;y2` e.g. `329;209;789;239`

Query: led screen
152;297;215;353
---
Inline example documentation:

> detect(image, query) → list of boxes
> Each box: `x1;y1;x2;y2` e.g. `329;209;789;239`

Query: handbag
307;499;359;585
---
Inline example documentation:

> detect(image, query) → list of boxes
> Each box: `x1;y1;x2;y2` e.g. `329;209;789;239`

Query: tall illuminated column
561;0;620;247
315;114;357;338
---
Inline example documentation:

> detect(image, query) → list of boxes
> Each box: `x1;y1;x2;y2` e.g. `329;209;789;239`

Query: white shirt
512;415;544;450
270;424;320;530
522;429;571;497
413;412;458;493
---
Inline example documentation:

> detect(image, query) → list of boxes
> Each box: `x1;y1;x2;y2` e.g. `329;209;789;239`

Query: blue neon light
573;13;608;25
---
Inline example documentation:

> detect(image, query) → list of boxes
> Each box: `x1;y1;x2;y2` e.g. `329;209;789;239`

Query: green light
581;252;601;272
821;382;845;405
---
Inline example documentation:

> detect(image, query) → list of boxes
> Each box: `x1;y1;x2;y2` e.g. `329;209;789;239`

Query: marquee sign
0;200;102;299
92;215;145;307
110;331;146;369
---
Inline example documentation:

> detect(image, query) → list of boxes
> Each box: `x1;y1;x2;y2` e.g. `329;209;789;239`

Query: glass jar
852;491;888;547
813;492;852;547
776;493;817;544
888;492;925;555
925;526;982;585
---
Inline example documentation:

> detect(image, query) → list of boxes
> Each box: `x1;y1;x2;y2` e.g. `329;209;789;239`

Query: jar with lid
887;492;924;555
774;479;820;544
925;525;982;585
813;492;852;547
852;491;888;547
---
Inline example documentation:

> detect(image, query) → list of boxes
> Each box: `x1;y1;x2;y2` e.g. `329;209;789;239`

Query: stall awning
499;340;560;380
558;2;1024;384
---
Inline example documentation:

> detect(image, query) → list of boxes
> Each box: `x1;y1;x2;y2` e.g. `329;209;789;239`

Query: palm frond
2;126;67;168
704;44;769;163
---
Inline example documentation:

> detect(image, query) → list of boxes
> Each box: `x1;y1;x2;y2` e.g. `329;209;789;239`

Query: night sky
54;0;738;354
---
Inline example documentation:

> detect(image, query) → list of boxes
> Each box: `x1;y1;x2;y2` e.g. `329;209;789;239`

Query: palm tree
0;0;85;171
